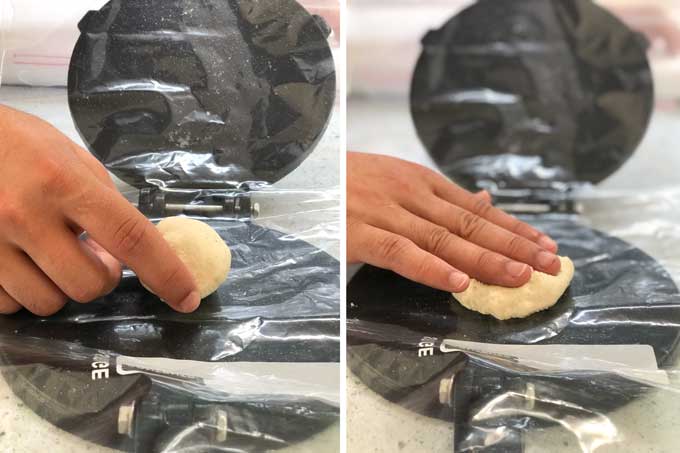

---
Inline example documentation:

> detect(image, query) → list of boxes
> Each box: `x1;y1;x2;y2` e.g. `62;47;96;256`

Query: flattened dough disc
453;256;575;320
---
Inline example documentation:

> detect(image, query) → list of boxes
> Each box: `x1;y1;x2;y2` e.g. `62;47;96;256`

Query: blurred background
349;0;680;103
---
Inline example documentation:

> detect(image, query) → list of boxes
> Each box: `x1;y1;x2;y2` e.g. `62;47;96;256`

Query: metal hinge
488;190;582;215
137;187;260;219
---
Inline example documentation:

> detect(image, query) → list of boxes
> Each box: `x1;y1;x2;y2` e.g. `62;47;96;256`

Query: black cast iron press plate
68;0;337;189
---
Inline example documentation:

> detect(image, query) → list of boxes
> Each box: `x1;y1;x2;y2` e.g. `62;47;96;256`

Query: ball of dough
452;256;574;320
156;216;232;299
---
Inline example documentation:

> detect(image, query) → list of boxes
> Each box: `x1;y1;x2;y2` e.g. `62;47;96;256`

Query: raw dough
156;216;232;299
452;256;574;320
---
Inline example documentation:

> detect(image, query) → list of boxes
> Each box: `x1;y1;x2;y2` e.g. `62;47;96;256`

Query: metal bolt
117;401;136;437
251;202;261;219
525;383;536;410
166;203;224;214
215;409;228;443
439;376;455;406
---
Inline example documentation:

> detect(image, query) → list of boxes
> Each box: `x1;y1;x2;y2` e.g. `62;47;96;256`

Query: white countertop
347;96;680;453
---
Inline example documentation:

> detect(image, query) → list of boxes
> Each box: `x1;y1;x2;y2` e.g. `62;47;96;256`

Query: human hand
0;105;199;316
347;152;561;292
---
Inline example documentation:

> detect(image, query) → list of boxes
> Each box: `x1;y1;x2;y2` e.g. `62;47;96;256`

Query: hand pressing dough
156;216;232;299
452;256;574;320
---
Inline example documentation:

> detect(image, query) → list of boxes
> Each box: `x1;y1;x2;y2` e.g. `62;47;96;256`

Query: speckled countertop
347;96;680;453
0;86;340;453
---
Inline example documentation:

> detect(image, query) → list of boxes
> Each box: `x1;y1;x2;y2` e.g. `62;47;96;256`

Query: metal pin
165;203;224;214
117;401;136;437
215;409;228;442
439;376;455;406
525;383;536;410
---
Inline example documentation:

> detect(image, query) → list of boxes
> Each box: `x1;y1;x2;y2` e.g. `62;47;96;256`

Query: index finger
68;186;200;313
432;178;559;253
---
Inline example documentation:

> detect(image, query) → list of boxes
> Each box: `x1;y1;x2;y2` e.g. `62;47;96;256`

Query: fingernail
178;291;200;313
506;261;531;278
538;236;558;251
537;251;558;270
449;272;469;292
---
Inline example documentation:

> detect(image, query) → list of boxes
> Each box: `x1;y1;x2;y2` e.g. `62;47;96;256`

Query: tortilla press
348;0;680;451
0;0;338;451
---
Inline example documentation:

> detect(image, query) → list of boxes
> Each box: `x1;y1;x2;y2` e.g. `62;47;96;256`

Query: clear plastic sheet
0;0;340;452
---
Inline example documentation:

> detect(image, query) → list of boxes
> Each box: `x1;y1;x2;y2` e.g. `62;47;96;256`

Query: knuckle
30;295;67;316
471;198;493;217
0;198;26;229
73;189;112;219
512;218;540;240
413;162;435;178
457;212;485;240
390;177;413;192
507;235;527;256
412;255;435;280
375;235;411;261
475;250;496;269
69;278;108;304
426;227;452;255
38;158;76;195
158;265;185;293
0;303;21;315
113;216;149;256
377;201;402;214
